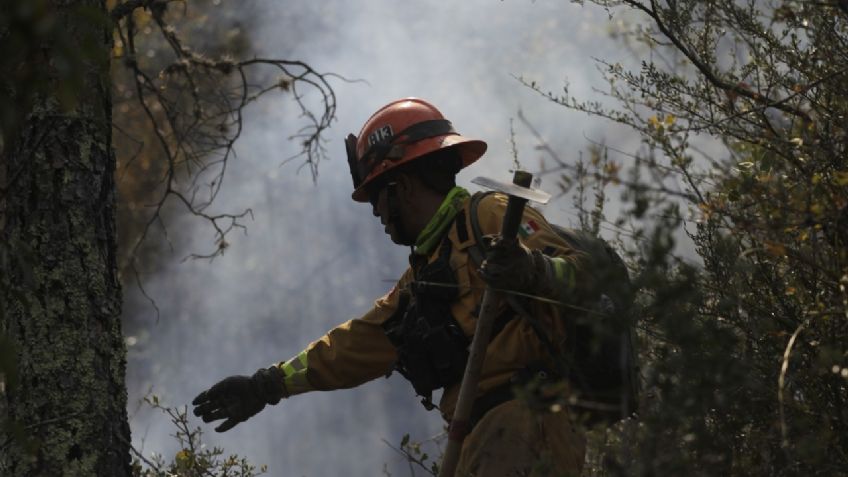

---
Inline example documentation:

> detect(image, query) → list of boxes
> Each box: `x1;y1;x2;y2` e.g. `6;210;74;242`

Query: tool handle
438;170;533;477
498;171;533;240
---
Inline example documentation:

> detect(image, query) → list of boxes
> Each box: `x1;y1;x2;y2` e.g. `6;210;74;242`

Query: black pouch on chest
382;237;469;401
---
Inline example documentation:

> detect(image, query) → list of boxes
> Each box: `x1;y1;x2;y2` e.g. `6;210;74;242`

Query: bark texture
1;1;132;475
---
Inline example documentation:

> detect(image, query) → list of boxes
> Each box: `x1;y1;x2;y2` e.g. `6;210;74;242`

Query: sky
125;1;654;475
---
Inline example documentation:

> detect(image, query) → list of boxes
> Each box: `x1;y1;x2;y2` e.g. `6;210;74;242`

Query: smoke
125;1;647;475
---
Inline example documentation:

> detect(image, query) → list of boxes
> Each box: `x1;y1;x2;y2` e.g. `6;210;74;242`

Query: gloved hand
478;235;544;294
192;366;287;432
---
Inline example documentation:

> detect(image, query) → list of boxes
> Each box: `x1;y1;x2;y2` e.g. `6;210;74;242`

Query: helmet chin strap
386;182;414;246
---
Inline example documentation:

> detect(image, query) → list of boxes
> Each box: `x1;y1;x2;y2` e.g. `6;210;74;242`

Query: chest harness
381;233;469;410
380;199;520;411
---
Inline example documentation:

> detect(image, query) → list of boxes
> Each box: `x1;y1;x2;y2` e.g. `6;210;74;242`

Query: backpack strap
458;191;521;339
464;190;581;386
465;191;496;269
462;191;564;356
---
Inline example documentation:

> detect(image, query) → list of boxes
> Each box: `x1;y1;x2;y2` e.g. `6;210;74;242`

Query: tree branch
628;0;812;122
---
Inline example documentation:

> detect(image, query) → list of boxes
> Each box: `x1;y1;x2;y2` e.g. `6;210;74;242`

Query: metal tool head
471;175;551;204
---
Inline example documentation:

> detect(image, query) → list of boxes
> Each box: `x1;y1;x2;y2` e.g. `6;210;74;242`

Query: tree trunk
1;1;132;475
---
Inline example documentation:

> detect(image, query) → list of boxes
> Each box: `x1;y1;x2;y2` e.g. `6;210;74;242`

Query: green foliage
131;396;267;477
382;432;443;477
530;0;847;475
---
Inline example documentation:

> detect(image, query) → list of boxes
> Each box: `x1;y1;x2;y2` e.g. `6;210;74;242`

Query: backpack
466;191;639;424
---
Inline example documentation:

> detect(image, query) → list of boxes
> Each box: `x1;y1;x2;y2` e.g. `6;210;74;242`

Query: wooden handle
438;170;533;477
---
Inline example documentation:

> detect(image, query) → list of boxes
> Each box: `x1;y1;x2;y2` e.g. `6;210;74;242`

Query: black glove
192;366;287;432
478;235;552;296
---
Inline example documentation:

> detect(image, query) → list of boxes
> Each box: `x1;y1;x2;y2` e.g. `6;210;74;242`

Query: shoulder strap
466;191;496;268
466;190;576;373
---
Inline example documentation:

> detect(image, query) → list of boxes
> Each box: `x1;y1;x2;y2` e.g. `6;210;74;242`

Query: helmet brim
351;134;487;202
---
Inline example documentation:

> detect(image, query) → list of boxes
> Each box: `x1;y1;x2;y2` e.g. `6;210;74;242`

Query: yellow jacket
277;192;589;420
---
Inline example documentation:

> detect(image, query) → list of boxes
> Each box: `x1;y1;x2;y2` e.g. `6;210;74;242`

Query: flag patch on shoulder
518;220;540;238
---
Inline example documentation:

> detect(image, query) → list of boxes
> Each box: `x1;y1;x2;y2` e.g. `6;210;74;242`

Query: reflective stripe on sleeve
276;350;313;396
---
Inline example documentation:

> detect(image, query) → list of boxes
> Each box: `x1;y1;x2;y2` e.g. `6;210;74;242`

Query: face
370;182;413;245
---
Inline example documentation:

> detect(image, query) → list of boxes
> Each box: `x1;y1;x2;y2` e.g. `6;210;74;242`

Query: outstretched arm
192;270;412;431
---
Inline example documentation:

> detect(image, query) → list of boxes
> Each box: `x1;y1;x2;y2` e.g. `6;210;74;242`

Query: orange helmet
346;98;487;202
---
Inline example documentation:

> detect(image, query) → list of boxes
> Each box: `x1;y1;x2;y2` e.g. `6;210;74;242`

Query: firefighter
193;98;589;476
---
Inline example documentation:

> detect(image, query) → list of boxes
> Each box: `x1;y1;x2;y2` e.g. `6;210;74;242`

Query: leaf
175;449;192;463
764;241;786;257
